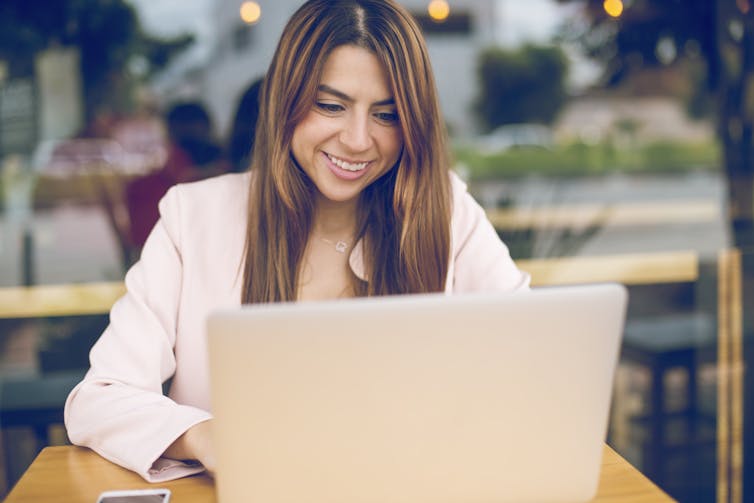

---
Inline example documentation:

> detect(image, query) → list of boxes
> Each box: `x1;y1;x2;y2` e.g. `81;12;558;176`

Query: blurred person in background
125;101;227;249
227;77;264;173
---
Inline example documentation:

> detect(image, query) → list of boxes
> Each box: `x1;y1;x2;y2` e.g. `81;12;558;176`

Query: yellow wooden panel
0;251;699;319
519;251;699;286
487;200;719;230
0;281;126;319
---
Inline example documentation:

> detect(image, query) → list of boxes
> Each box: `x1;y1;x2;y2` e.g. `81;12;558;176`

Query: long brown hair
241;0;451;303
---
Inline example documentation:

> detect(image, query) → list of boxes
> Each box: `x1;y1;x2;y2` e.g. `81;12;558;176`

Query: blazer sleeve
449;173;531;293
64;185;212;482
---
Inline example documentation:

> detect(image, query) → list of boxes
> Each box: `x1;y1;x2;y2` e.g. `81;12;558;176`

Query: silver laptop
206;283;628;503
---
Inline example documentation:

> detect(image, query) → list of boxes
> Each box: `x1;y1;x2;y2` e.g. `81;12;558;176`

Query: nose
338;112;373;152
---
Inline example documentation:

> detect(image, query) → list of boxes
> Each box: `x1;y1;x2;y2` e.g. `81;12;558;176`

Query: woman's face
291;44;403;206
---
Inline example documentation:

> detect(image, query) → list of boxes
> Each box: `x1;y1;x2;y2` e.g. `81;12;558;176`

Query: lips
323;152;372;181
326;153;370;172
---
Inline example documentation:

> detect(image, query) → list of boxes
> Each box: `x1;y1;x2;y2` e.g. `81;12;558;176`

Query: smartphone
96;488;171;503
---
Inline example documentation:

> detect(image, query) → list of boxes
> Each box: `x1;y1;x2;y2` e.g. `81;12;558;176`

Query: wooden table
5;445;673;502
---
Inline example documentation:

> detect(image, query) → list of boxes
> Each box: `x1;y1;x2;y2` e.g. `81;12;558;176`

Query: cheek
290;130;303;166
290;120;314;162
381;130;404;165
293;110;318;138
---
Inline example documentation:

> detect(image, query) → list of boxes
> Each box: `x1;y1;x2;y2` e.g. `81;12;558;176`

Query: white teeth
327;154;368;171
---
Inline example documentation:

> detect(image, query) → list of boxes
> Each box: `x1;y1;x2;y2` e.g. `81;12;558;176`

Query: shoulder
447;170;469;199
444;171;531;292
447;170;484;231
154;172;251;250
159;172;251;220
165;172;251;204
447;170;479;214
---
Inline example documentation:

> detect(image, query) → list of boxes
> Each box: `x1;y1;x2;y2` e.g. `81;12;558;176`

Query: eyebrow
318;84;395;107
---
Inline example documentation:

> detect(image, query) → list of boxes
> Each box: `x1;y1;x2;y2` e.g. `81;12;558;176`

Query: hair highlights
241;0;451;302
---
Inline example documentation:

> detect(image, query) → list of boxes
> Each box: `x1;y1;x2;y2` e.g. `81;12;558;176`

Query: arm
164;420;216;476
449;173;531;293
64;186;213;482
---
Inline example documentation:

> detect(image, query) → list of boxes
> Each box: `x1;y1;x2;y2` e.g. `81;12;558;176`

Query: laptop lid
207;283;628;503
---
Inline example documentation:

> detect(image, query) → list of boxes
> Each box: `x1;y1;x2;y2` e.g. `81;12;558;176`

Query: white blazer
64;171;530;481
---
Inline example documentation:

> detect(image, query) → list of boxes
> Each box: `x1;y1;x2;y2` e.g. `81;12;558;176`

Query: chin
318;189;361;205
313;179;364;203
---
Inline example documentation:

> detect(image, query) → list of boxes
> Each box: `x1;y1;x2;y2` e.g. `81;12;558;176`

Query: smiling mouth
326;153;370;172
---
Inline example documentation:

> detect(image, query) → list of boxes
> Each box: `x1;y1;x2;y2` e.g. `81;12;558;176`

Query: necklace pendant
335;240;348;253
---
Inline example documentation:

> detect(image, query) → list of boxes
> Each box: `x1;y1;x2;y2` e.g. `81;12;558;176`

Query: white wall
201;1;297;137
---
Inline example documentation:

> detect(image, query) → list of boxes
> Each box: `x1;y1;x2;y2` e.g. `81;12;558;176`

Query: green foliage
554;0;716;82
474;44;569;131
454;140;720;180
0;0;194;120
641;141;719;170
553;0;720;117
554;0;754;247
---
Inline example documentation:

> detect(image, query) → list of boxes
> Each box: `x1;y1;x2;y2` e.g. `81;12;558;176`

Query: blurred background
1;1;753;501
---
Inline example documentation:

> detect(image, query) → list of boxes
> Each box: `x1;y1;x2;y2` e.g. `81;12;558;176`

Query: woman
65;0;529;482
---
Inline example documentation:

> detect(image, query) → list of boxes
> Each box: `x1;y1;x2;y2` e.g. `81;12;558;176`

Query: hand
164;420;216;476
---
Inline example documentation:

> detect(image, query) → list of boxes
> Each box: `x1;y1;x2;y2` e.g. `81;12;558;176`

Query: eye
374;111;399;124
315;102;344;114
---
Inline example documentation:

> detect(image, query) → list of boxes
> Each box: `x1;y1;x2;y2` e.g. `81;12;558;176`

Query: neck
312;195;358;239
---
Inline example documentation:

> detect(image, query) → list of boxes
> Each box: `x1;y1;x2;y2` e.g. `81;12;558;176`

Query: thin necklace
318;236;351;253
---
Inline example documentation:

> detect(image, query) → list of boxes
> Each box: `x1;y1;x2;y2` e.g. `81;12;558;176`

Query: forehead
319;45;393;100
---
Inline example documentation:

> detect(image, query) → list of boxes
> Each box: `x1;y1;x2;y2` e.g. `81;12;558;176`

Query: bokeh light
428;0;450;22
603;0;624;17
240;1;262;24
